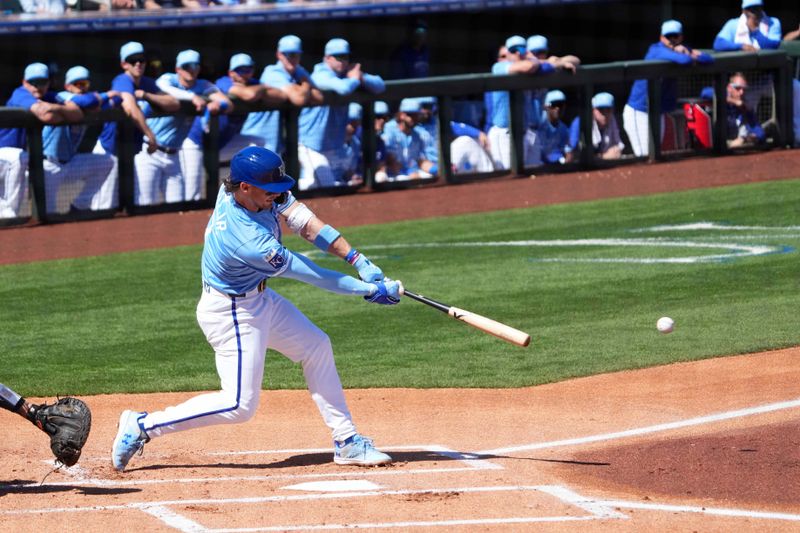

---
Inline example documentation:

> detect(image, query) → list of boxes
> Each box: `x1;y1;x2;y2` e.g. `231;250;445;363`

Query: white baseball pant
134;145;184;206
298;144;350;191
140;286;357;442
488;126;542;169
43;153;116;213
0;147;28;218
92;141;120;210
179;138;204;202
450;136;496;173
623;104;665;157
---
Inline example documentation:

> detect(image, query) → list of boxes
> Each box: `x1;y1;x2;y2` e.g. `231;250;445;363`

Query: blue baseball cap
374;100;389;115
229;53;254;71
699;86;715;100
325;38;350;56
230;146;295;193
278;35;302;54
742;0;763;9
24;62;49;82
399;98;422;113
348;102;362;121
661;19;683;36
592;92;614;108
544;90;566;106
527;35;548;53
65;66;90;85
176;49;201;68
504;35;526;52
120;41;144;62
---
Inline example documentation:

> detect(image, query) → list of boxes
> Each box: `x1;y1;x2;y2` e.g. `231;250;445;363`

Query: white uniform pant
623;105;665;157
0;147;28;218
179;138;204;202
92;141;119;210
141;287;357;443
134;145;184;206
298;144;349;191
43;153;115;213
487;126;542;170
450;136;496;173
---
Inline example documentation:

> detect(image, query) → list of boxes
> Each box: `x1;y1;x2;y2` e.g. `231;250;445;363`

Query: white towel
734;12;771;49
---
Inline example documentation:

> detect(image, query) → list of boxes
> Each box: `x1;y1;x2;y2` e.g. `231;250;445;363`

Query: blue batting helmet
229;147;295;193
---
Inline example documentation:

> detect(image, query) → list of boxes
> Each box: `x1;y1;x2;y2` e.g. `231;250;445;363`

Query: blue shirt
626;42;714;113
147;74;219;149
98;74;160;154
713;15;782;51
42;91;109;162
298;62;384;152
537;118;571;163
241;62;311;153
202;187;296;295
187;75;257;147
0;85;57;149
382;120;428;174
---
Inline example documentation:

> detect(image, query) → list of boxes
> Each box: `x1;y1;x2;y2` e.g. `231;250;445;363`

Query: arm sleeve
568;117;581;150
648;45;694;65
156;75;199;101
450;121;481;138
537;62;556;74
312;69;360;95
714;20;741;51
752;26;781;49
361;73;386;94
280;251;374;296
67;93;101;109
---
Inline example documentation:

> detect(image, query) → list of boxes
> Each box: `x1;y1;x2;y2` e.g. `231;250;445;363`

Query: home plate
283;480;382;492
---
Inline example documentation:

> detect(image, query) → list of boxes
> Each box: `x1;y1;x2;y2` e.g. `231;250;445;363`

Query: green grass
3;179;800;396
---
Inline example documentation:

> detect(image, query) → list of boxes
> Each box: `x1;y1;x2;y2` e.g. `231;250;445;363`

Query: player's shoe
333;434;392;466
111;410;149;472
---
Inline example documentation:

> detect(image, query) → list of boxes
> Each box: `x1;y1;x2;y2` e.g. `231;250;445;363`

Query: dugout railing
0;48;794;226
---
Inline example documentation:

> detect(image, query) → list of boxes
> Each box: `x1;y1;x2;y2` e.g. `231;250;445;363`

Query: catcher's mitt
29;397;92;467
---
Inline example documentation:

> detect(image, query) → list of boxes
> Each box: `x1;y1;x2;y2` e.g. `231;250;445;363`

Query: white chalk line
4;444;499;490
636;222;800;232
478;397;800;456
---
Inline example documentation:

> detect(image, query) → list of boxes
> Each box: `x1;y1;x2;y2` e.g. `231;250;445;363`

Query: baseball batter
112;146;401;471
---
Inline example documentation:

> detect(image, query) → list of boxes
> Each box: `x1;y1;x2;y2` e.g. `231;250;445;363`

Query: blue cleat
111;410;149;472
334;434;392;466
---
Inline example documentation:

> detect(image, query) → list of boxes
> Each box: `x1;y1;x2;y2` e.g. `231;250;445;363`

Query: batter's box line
7;444;501;489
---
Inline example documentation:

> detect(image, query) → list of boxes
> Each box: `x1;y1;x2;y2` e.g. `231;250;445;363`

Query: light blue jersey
202;186;297;295
42;91;98;162
299;62;384;152
487;61;515;128
381;119;428;174
240;62;311;153
147;74;219;149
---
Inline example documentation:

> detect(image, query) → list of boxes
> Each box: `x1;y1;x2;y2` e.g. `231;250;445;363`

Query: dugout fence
0;48;794;227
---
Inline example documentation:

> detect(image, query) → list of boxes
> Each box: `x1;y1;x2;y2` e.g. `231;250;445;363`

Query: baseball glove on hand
29;397;92;467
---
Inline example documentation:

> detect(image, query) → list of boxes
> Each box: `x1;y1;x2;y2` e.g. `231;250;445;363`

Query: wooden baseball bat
400;287;531;347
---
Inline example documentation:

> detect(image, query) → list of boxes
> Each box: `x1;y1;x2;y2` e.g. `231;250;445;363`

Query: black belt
156;145;178;154
203;279;267;299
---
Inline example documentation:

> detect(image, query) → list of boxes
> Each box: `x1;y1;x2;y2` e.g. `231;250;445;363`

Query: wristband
428;164;438;175
99;92;110;105
218;100;230;112
313;224;341;253
345;248;361;265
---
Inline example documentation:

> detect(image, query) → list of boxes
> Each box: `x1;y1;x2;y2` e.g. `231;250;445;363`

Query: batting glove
365;279;403;305
347;250;384;283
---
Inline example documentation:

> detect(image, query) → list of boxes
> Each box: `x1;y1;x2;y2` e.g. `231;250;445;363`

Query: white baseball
656;316;674;334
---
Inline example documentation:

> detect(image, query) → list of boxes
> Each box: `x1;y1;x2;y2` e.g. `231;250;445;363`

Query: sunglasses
234;66;254;75
28;78;49;87
548;101;566;108
180;62;200;71
508;46;526;55
730;83;747;91
331;54;350;61
72;79;91;90
125;55;146;65
664;33;682;39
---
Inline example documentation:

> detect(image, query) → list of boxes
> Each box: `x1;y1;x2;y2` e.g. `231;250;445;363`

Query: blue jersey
627;42;714;113
98;74;160;154
713;15;782;51
537;118;571;163
188;75;257;147
299;62;384;152
241;62;311;153
382;119;428;174
0;86;57;149
201;187;297;295
147;74;219;149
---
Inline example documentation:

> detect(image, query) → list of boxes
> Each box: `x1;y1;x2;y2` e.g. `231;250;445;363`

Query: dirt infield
2;150;800;531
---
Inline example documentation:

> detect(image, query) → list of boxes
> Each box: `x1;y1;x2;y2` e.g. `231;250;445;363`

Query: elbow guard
285;202;313;234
